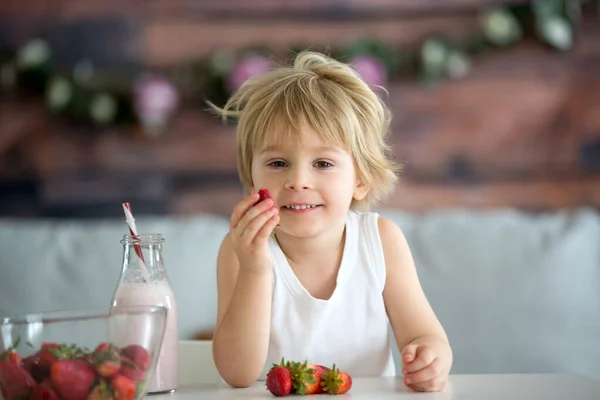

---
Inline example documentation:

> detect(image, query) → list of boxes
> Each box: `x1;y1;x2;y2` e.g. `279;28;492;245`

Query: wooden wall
1;1;599;218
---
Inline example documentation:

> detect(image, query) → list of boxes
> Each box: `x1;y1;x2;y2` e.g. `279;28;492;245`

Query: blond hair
210;51;401;211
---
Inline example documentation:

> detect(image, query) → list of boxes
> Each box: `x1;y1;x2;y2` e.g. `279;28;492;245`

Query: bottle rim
120;233;166;245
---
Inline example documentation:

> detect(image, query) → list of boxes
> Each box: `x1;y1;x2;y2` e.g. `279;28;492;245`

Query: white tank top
261;211;396;379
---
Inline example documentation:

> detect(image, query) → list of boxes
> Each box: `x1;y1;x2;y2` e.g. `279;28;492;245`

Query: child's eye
268;161;287;168
314;161;333;169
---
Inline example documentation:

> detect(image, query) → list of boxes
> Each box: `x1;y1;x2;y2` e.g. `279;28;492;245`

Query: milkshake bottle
110;233;178;394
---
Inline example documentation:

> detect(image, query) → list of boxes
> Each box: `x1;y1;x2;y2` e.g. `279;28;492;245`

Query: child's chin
277;223;322;239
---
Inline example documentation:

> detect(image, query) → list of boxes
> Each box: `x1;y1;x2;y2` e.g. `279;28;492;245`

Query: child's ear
353;180;371;201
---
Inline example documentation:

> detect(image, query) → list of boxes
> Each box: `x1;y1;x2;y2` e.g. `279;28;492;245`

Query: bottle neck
120;234;167;284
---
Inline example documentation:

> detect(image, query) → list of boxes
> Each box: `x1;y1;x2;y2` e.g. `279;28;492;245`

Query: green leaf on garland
16;38;53;93
532;0;563;18
46;76;74;114
421;37;449;75
209;49;236;76
482;7;523;47
536;15;574;51
444;50;471;80
89;92;118;126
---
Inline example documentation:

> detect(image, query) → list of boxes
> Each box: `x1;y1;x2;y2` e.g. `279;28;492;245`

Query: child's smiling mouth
280;204;323;212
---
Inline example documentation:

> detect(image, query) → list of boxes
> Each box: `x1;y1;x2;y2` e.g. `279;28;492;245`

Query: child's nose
285;167;312;190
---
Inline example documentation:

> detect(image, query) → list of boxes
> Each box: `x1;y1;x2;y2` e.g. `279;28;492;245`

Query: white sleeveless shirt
261;211;396;379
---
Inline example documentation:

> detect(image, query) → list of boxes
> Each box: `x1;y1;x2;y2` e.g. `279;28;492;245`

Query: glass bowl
0;305;167;400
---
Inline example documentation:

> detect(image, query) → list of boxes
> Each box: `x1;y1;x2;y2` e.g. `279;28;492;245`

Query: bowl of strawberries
0;305;167;400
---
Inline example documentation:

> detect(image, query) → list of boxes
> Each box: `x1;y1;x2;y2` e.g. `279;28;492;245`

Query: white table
152;374;600;399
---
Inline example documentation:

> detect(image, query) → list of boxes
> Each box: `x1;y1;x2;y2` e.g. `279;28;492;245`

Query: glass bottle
110;233;178;394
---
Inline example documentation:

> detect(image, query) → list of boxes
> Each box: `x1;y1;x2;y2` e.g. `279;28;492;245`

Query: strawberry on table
287;360;320;395
305;363;327;394
321;364;352;395
266;363;293;397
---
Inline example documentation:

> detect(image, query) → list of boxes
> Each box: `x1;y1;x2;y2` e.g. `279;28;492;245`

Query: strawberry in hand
255;188;272;205
229;187;279;273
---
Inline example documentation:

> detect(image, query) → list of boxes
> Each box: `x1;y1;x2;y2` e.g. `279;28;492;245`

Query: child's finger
401;344;418;365
233;196;273;234
403;357;442;384
230;193;260;229
406;376;447;393
240;207;279;244
255;212;280;241
402;346;435;374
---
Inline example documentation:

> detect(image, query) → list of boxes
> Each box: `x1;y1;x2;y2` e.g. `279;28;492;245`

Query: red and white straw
122;202;150;282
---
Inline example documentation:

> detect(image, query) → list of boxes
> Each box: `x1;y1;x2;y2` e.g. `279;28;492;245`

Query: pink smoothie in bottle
112;281;178;393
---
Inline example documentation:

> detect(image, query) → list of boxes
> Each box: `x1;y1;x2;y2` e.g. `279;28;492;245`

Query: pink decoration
227;55;272;93
134;74;179;136
350;55;388;90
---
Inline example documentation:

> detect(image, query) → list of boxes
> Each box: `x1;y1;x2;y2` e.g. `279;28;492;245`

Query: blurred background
1;0;598;218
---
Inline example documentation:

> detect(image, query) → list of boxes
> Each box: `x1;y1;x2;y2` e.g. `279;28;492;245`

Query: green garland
0;0;595;133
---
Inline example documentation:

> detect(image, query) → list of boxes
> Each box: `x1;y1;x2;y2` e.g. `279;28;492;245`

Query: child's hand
401;340;451;392
229;191;280;273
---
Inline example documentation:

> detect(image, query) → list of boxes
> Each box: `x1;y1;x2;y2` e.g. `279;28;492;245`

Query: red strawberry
286;360;319;395
8;351;21;365
255;188;272;205
91;343;121;378
94;343;111;353
87;379;113;400
23;352;50;383
321;364;352;395
121;345;150;372
266;365;292;397
50;360;96;400
39;343;60;368
0;360;37;400
0;338;22;365
29;379;60;400
303;363;327;394
119;356;145;383
0;349;22;366
111;375;136;400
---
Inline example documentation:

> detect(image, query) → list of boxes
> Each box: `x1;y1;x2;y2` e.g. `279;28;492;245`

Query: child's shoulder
349;210;404;241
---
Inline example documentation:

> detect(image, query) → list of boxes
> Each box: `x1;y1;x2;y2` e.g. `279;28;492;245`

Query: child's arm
379;217;453;392
212;193;280;388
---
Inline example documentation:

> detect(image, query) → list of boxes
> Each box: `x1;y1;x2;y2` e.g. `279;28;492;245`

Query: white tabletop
153;374;600;399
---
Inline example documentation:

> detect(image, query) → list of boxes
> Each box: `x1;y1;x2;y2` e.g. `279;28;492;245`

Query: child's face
251;121;369;239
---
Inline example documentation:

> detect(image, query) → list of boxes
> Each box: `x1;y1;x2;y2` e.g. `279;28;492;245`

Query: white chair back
177;340;223;386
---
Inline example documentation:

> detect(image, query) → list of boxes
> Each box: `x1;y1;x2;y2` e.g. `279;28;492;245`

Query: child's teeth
286;205;315;210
